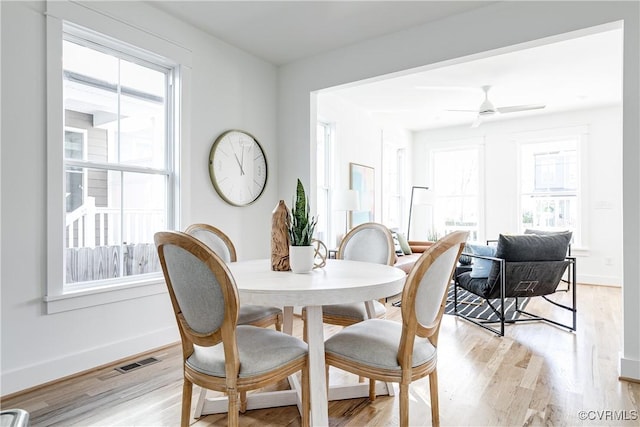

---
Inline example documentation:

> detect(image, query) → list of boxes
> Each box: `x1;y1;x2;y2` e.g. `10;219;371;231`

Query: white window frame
44;3;191;313
381;144;405;230
516;128;588;248
316;121;333;245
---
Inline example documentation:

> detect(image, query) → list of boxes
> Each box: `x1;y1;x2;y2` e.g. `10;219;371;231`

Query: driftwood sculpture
271;200;290;271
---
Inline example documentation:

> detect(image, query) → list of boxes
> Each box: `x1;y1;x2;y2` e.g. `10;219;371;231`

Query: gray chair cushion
186;325;307;378
324;319;436;371
321;300;386;321
457;271;493;297
238;304;281;324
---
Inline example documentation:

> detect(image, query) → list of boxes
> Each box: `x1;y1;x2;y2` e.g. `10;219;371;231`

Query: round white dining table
217;258;407;426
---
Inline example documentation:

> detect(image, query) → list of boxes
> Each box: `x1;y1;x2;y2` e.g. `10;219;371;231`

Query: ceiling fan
448;85;546;128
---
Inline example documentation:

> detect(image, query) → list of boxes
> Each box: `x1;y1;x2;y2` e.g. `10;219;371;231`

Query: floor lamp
407;186;430;240
333;189;360;246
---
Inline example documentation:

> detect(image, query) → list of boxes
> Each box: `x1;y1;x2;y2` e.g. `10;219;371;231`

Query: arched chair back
338;222;395;266
400;230;469;346
185;223;236;262
185;223;282;331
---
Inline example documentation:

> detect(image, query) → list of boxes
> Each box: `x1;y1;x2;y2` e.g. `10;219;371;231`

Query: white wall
413;106;623;286
1;1;279;395
278;1;639;380
317;93;412;246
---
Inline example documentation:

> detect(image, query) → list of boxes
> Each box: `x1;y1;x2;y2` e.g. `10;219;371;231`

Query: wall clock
209;130;268;206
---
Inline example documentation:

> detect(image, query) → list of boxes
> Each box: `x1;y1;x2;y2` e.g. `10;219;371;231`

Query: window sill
44;275;166;314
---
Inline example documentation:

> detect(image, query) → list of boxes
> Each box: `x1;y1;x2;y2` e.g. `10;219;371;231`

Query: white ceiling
327;27;623;130
147;1;623;131
148;1;495;65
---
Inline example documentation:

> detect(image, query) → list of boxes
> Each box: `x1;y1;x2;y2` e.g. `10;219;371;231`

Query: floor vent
115;356;160;373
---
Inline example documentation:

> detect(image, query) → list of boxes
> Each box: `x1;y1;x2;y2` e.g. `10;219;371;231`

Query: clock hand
232;150;245;176
240;145;245;175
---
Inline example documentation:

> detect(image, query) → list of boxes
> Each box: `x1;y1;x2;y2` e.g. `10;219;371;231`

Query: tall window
432;148;480;241
382;145;405;229
520;139;579;243
316;122;333;244
60;27;177;290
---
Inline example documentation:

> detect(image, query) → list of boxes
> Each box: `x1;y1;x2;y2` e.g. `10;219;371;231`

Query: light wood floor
2;284;639;426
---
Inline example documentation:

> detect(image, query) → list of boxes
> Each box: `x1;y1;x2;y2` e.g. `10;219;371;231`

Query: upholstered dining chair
185;223;283;331
324;230;469;427
155;231;309;427
302;222;395;339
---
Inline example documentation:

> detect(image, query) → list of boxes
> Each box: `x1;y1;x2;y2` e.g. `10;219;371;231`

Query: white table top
228;258;406;307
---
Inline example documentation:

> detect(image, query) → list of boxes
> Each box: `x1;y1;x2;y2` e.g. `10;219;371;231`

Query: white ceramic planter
289;245;314;273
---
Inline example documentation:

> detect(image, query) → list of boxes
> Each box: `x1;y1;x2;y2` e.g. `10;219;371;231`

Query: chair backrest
485;232;573;298
337;222;395;266
399;230;468;353
185;223;237;262
155;231;239;358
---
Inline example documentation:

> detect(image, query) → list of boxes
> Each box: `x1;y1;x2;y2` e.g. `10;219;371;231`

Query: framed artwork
349;163;375;228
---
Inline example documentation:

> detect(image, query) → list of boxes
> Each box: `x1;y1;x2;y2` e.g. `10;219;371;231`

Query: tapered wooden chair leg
429;370;440;427
240;390;247;413
302;313;308;343
181;379;193;427
400;382;409;427
275;314;283;332
369;379;376;401
227;389;239;426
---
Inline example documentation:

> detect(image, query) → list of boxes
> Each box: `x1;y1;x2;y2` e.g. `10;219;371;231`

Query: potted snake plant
287;179;318;273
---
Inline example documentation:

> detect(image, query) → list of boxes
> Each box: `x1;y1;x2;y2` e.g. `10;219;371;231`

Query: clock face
209;130;268;206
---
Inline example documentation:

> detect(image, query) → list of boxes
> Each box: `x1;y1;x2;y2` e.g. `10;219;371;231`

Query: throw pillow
458;243;473;265
395;231;412;255
466;243;497;278
391;232;404;256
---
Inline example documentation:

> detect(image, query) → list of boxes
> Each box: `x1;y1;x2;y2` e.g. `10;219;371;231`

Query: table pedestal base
194;380;395;416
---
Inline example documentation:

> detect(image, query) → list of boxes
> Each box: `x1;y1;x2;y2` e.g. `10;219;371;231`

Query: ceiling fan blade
446;109;478;113
471;116;482;128
497;104;546;114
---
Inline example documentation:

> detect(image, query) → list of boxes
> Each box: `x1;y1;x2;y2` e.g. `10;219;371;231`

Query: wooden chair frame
325;231;468;427
155;231;309;427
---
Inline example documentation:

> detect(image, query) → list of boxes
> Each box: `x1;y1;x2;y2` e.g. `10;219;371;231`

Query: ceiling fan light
479;98;496;114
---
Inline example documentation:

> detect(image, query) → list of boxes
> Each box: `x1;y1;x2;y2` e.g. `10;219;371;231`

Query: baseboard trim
619;355;640;382
0;326;178;397
578;274;621;287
